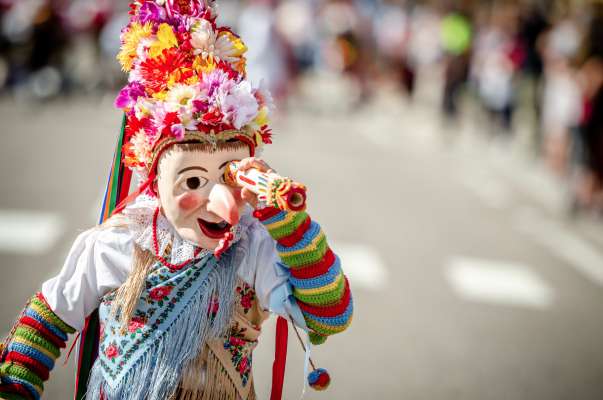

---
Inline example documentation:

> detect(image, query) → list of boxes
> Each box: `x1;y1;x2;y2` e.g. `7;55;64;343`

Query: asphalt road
1;87;603;400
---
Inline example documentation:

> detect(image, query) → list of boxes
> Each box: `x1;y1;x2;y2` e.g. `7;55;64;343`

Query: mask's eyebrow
219;160;236;170
178;166;208;174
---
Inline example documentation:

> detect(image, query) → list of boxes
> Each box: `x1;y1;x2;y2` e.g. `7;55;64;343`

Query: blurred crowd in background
1;0;603;216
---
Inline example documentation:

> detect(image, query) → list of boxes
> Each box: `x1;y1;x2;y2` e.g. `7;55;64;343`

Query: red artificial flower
123;142;144;168
161;112;181;135
149;286;173;301
178;31;193;53
201;108;224;126
125;114;153;139
215;59;240;80
259;125;272;144
128;1;137;15
139;48;192;94
105;344;120;359
174;0;191;15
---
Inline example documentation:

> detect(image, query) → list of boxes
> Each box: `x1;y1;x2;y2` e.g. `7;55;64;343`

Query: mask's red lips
198;218;231;239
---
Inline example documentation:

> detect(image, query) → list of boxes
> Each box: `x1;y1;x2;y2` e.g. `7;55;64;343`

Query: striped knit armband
254;207;353;345
0;293;75;400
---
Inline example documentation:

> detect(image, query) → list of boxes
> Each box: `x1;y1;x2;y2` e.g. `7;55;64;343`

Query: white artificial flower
190;19;217;58
214;33;239;63
165;84;198;112
222;81;259;129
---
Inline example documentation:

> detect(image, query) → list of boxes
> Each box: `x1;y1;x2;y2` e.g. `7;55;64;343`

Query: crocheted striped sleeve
0;293;75;400
254;207;353;345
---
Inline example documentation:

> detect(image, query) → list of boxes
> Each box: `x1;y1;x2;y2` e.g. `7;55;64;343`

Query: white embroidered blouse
40;196;298;332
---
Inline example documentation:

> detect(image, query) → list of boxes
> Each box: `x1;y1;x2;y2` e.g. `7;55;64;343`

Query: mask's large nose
207;184;240;225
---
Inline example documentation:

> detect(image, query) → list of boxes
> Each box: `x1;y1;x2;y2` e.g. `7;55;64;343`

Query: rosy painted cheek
178;192;203;211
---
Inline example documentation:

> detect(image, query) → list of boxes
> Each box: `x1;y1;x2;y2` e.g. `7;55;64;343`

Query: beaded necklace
152;207;203;270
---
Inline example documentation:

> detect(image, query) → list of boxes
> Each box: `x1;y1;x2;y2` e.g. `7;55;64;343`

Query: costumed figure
0;1;353;399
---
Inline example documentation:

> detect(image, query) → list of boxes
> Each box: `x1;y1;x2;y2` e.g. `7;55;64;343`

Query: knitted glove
254;207;353;345
0;293;75;400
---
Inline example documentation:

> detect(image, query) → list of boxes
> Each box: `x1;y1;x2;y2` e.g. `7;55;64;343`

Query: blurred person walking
440;7;472;120
318;0;374;107
1;0;68;98
373;0;415;97
539;8;582;176
471;2;523;134
575;57;603;213
517;1;549;152
573;3;603;213
61;0;117;92
274;0;319;97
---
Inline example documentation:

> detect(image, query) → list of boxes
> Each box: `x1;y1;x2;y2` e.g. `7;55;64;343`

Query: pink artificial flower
149;286;173;301
137;1;166;24
171;123;185;139
192;99;209;113
201;69;232;99
115;82;146;109
221;81;258;129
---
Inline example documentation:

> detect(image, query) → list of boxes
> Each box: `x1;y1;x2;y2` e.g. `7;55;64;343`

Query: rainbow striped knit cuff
254;207;353;345
0;293;75;400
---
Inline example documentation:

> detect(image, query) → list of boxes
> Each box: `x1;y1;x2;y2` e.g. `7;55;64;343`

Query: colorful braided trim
0;293;74;400
288;256;342;289
0;382;34;400
289;249;336;280
297;278;352;318
254;206;353;343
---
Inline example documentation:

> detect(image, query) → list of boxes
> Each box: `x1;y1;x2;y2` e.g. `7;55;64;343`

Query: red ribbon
270;316;289;400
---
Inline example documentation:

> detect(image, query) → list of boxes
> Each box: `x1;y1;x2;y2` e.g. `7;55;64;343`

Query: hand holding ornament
224;157;307;211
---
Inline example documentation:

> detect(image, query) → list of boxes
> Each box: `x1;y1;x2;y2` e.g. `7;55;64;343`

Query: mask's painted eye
184;176;208;190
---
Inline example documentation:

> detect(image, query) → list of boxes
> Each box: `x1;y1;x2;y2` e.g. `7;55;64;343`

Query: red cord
270;316;289;400
152;207;202;270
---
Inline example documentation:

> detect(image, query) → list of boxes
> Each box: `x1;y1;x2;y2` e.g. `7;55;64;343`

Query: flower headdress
115;0;274;176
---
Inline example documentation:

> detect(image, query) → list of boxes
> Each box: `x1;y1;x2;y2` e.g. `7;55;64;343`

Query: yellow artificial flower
253;106;269;127
117;22;153;71
217;31;247;57
254;130;263;147
193;55;216;75
152;90;168;101
148;23;178;58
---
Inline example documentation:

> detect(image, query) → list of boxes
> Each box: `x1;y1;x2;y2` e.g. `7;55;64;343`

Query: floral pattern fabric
223;325;255;387
236;282;256;315
96;255;217;386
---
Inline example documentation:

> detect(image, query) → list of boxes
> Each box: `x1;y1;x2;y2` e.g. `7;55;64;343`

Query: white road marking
445;256;554;309
515;207;603;287
331;241;388;291
0;210;64;254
